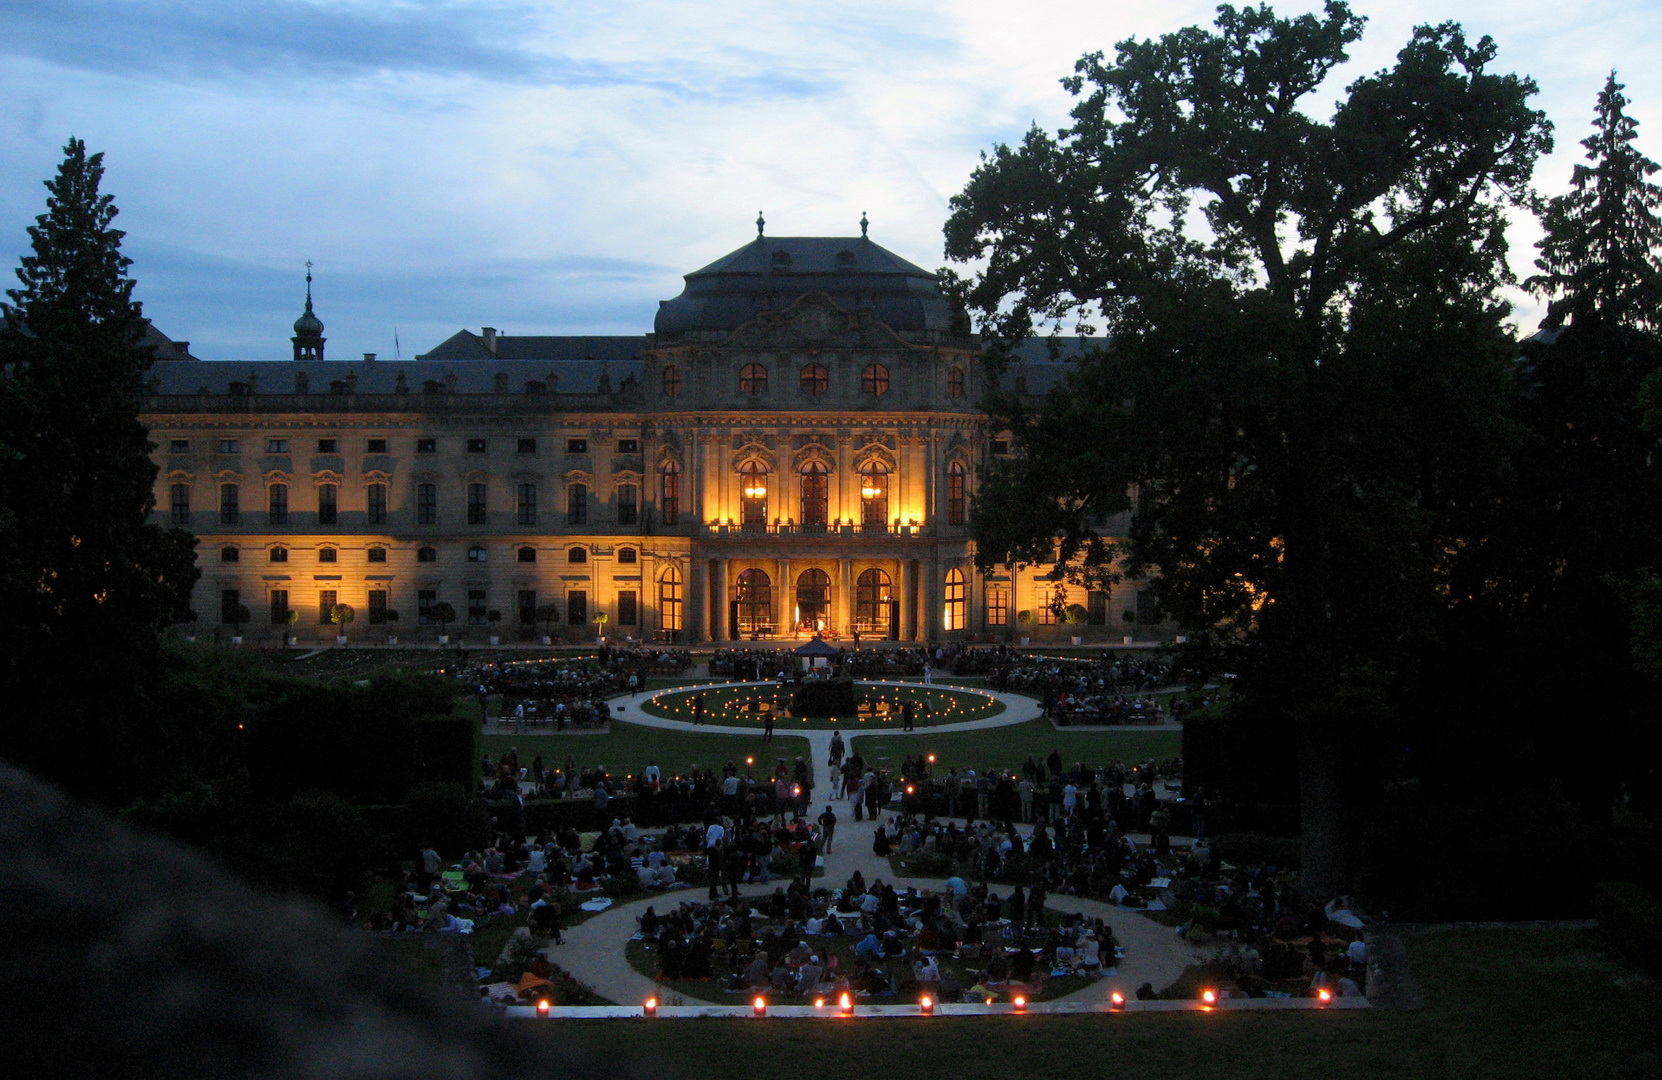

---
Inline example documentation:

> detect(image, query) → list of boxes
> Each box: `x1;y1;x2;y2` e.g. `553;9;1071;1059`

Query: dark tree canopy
945;3;1551;895
0;138;199;799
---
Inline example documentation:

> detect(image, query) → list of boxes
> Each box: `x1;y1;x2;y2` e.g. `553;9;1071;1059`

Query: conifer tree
0;138;198;799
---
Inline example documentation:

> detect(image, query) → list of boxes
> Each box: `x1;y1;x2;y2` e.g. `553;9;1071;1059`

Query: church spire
291;260;325;361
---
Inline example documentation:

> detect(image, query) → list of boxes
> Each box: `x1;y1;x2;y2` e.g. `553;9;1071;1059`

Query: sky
1;0;1658;361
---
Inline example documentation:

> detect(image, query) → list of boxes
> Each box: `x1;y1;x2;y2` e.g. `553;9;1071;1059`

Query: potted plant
383;609;399;645
1016;609;1034;646
330;602;355;645
1063;603;1088;645
487;609;503;646
432;601;457;644
535;602;561;646
592;609;609;644
227;603;251;645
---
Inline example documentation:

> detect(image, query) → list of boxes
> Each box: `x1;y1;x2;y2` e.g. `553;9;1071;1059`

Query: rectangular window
990;439;1009;456
1136;588;1161;625
318;589;338;625
518;589;537;626
985;584;1009;627
366;438;388;453
1039;592;1059;625
318;547;337;563
417;483;436;525
367;546;387;563
517;438;537;455
618;590;638;626
170;483;190;525
1088;590;1108;626
266;438;288;453
617;484;637;526
418;589;437;625
368;589;388;625
269;547;288;563
566;438;587;454
417;546;436;563
416;438;436;454
468;483;487;524
517;483;537;526
616;438;639;454
467;589;487;625
219;483;239;524
170;439;191;453
221;546;239;562
659;576;682;633
567;590;588;626
220;589;241;625
268;483;289;525
366;483;387;525
661;469;679;526
218;439;239;454
466;438;487;453
317;438;338;453
316;484;337;525
269;589;289;626
567;484;587;525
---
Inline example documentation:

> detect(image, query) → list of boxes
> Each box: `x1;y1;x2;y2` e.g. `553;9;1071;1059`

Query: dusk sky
2;0;1658;361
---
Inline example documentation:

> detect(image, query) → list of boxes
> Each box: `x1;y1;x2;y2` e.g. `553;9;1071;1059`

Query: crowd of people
456;647;692;729
477;749;816;823
707;646;928;680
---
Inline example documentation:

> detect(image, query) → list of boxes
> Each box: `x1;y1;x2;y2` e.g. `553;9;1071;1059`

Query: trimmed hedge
1594;880;1662;973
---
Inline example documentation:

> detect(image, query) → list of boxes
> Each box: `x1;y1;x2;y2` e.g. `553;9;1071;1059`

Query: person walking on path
763;710;775;743
692;693;705;725
829;730;845;772
817;804;838;854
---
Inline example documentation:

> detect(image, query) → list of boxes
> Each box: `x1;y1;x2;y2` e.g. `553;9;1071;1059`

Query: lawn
530;925;1662;1080
479;722;811;779
849;718;1182;775
638;684;1004;730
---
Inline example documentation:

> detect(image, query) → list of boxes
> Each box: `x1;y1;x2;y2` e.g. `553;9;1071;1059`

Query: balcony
702;520;926;538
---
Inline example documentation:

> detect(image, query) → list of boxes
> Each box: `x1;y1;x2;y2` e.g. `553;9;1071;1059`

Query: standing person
763;709;775;743
704;819;726;901
692;693;705;726
829;730;845;772
901;700;915;732
418;843;441;896
818;804;838;854
513;699;526;734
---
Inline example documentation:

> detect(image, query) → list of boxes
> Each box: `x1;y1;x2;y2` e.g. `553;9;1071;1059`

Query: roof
416;331;647;364
655;235;955;339
148;357;644;397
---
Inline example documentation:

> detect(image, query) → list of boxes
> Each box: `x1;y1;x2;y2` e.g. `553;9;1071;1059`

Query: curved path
543;678;1206;1008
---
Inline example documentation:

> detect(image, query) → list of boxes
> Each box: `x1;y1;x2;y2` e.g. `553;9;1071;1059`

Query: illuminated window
985;583;1009;627
944;568;966;631
659;567;683;633
799;461;829;529
796;568;832;633
856;568;893;633
663;365;682;397
739;363;768;395
947;461;966;525
859;463;889;532
734;568;773;633
739;461;769;530
800;363;828;395
660;462;680;525
861;364;889;395
947;366;965;398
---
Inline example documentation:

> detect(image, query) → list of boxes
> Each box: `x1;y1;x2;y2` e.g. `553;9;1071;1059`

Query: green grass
849;719;1181;775
638;684;1004;730
534;925;1662;1080
479;722;811;778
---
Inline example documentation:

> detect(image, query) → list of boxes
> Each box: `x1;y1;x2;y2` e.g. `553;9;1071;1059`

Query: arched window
317;546;337;563
568;546;588;563
618;547;637;564
947;460;967;525
856;568;893;634
660;461;681;525
659;567;683;634
567;482;587;525
944;568;966;631
799;460;829;530
796;568;833;633
947;366;965;398
739;363;768;395
861;363;889;395
800;363;828;395
739;460;769;531
367;546;387;563
268;545;288;563
417;545;437;563
616;483;638;526
267;483;288;525
734;568;773;634
662;364;682;397
517;546;537;563
859;462;889;532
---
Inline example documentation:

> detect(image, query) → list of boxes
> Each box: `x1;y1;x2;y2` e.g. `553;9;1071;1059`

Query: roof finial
304;259;314;311
756;211;765;238
860;211;869;238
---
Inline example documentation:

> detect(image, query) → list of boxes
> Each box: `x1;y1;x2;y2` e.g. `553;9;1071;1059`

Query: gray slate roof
149;358;644;397
416;331;647;363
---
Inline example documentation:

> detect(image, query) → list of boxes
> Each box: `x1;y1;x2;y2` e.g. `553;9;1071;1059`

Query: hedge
1594;880;1662;973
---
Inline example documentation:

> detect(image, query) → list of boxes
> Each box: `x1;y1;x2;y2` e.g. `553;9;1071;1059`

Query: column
778;556;792;634
709;558;725;642
837;431;852;528
902;558;918;641
840;556;853;638
924;430;938;531
687;556;705;644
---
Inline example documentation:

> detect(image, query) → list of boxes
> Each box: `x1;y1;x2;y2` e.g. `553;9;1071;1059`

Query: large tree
0;139;198;800
944;2;1550;896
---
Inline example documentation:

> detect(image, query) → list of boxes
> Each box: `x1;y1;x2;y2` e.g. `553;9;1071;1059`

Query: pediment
722;291;912;351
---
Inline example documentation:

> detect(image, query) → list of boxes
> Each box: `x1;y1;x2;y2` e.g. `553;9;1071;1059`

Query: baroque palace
142;226;1172;646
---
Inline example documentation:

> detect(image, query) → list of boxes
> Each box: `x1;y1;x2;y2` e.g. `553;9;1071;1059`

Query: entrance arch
732;567;773;636
856;567;895;637
796;568;833;633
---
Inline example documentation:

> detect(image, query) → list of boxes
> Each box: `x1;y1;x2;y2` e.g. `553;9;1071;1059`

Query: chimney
363;352;376;362
481;327;497;354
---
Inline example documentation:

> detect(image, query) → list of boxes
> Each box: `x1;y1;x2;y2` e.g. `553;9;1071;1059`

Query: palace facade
142;231;1172;645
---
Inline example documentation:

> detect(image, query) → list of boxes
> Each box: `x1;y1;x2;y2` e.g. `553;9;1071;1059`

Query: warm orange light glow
753;996;768;1016
927;754;936;763
1317;988;1333;1004
813;997;826;1009
1110;991;1126;1010
1012;995;1027;1011
1201;989;1217;1006
536;999;550;1016
919;995;934;1014
839;992;853;1015
644;997;658;1016
745;756;754;765
905;785;915;795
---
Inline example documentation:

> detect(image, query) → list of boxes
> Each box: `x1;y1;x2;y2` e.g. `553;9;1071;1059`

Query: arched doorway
856;567;895;638
732;567;773;636
739;461;769;531
799;461;829;532
796;568;833;633
859;463;889;533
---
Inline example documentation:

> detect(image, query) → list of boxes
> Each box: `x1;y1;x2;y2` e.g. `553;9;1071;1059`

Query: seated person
913;955;940;983
743;951;771;989
854;932;883;959
795;958;825;995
